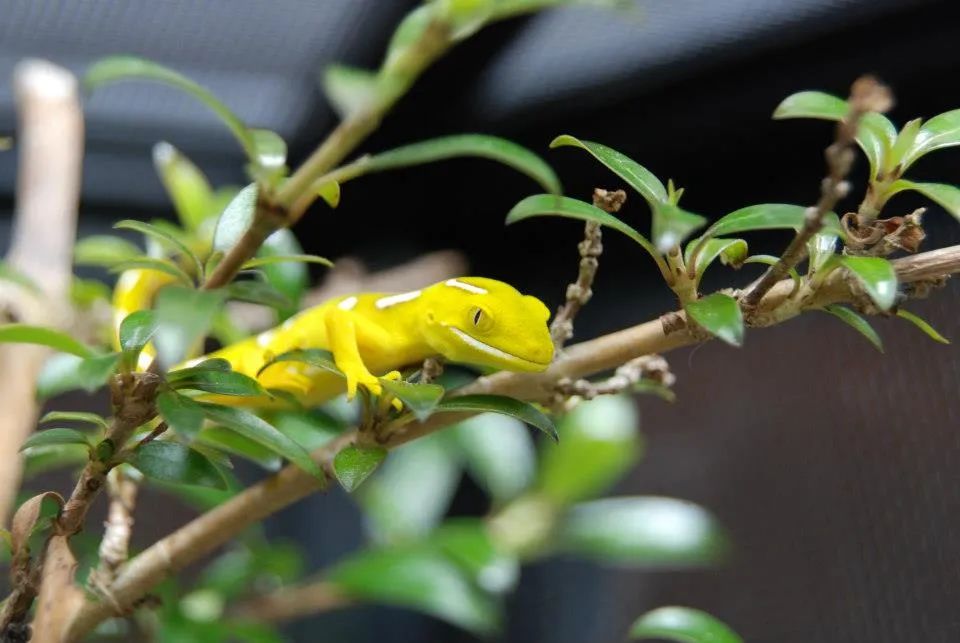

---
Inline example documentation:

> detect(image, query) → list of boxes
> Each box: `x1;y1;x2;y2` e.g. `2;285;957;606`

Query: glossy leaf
379;379;445;421
199;403;324;482
197;426;283;471
652;202;707;253
837;256;897;311
257;348;342;378
39;411;108;429
128;441;226;489
73;235;142;267
550;135;666;204
35;353;120;399
0;324;97;358
316;180;341;208
685;238;747;280
364;134;561;194
559;496;727;567
888;117;922;171
20;429;92;452
684;293;744;347
857;112;898;179
241;254;333;270
807;231;838;273
334;445;388;492
887;180;960;221
742;255;801;290
323;64;384;118
169;369;266;397
704;203;841;239
454;413;535;504
896;309;950;344
905;108;960;168
226;280;293;309
108;257;193;287
630;606;742;643
114;219;201;273
256;229;309;319
538;395;640;505
823;305;883;352
118;310;158;371
327;547;499;636
507;194;658;258
249;128;287;181
436;394;557;441
213;183;258;253
430;519;519;594
157;390;205;440
153;287;225;367
152;142;214;231
22;444;89;477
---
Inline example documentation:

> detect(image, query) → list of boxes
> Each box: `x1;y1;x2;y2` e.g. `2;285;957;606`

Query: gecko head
421;277;554;373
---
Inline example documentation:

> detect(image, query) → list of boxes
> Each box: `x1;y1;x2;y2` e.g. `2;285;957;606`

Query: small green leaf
170;358;232;376
538;395;640;504
560;496;727;567
152;142;215;231
334;445;388;492
22;444;89;476
39;411;108;429
383;4;438;74
213;183;258;253
108;257;193;287
114;219;202;278
85;56;256;162
430;519;519;594
453;414;535;504
118;310;158;371
157;390;206;440
35;353;120;399
199;404;324;482
225;280;293;309
887;180;960;221
153;286;226;367
887;117;922;172
704;204;841;239
241;254;333;270
128;441;226;489
507;194;659;259
197;426;283;471
323;64;382;119
633;379;677;402
837;256;897;311
436;394;557;441
249;129;287;183
742;255;801;290
256;229;309;319
316;180;341;208
257;349;342;378
904;108;960;168
807;231;838;273
651;202;707;253
857;112;898;179
630;606;742;643
773;90;848;121
20;429;92;452
327;547;499;636
822;305;883;352
379;379;444;421
169;369;266;397
684;293;744;347
363;134;561;195
438;0;495;39
73;235;142;267
684;238;748;281
896;309;950;344
550;135;666;204
0;324;98;358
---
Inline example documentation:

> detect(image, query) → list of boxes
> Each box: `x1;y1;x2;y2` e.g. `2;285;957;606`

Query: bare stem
230;581;350;623
89;469;140;589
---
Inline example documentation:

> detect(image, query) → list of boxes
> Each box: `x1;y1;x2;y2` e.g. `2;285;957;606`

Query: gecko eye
468;306;493;332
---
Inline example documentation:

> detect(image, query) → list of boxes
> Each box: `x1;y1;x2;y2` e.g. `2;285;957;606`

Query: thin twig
230;581;351;623
741;76;893;310
553;354;674;410
88;469;139;589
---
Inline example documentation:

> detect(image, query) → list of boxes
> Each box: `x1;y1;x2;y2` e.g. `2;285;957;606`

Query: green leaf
550;135;666;204
225;280;293;309
773;90;848;121
651;202;707;253
837;256;897;311
199;404;324;482
152;142;215;231
559;496;727;567
197;426;283;471
35;353;120;399
453;413;535;504
905;108;960;168
742;255;801;290
436;394;557;441
249;129;287;183
20;429;92;452
684;293;744;347
896;309;950;344
169;369;266;397
73;235;142;267
257;348;342;378
153;286;225;367
857;112;898;179
684;238;748;281
316;180;341;208
704;203;841;239
438;0;495;39
633;378;676;402
84;56;256;162
108;257;193;287
507;194;659;259
363;134;561;194
383;4;438;73
0;324;97;358
22;444;89;477
887;180;960;221
213;183;258;253
334;445;387;492
157;390;205;440
170;358;232;375
241;254;333;270
887;117;922;172
538;395;640;505
823;305;883;351
379;379;444;421
807;231;838;273
114;219;202;278
630;606;742;643
327;547;499;636
323;64;383;119
39;411;108;429
256;229;309;319
128;441;226;489
118;310;157;371
430;519;518;594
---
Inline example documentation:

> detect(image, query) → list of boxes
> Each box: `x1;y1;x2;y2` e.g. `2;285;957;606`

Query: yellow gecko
116;272;554;406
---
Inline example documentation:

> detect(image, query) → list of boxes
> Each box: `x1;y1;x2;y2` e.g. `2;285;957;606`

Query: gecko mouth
447;326;549;369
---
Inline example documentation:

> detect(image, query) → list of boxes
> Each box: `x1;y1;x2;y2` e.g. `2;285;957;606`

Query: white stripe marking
445;279;487;294
257;331;275;347
375;290;422;309
447;326;543;367
338;296;358;311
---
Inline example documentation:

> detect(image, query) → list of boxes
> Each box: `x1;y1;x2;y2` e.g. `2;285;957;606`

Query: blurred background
2;0;960;641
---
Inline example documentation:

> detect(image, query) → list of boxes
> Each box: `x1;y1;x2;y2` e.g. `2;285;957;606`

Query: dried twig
553;354;674;410
88;469;140;590
230;581;350;623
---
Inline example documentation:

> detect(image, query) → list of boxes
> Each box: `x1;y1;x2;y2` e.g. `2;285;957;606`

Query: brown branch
230;580;351;623
0;60;83;528
66;242;960;640
88;469;140;590
741;75;893;310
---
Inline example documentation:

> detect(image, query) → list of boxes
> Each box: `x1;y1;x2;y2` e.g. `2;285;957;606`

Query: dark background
2;1;960;641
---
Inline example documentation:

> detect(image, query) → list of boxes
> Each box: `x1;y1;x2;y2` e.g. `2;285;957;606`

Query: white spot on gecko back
375;290;421;309
338;296;358;311
257;331;275;347
445;278;487;294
